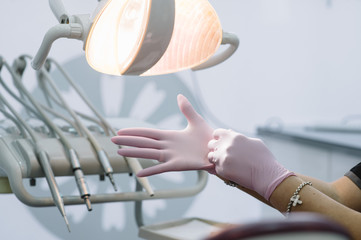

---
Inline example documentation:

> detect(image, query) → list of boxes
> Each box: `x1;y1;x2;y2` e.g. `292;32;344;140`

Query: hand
208;129;294;200
111;94;215;177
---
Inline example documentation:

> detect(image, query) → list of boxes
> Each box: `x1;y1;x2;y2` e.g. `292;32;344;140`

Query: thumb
177;94;204;124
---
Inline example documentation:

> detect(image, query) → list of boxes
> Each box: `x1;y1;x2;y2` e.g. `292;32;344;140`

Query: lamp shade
85;0;222;76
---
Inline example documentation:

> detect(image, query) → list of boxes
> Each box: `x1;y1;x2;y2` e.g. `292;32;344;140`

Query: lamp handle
191;31;239;71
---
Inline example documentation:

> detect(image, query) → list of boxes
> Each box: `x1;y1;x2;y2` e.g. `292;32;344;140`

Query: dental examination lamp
31;0;239;75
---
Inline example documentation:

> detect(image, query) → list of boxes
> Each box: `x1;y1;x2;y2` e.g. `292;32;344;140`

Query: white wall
0;0;361;239
2;0;361;132
201;0;361;132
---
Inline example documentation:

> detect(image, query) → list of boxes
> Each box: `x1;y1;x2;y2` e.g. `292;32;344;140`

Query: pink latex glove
208;129;295;200
111;94;215;177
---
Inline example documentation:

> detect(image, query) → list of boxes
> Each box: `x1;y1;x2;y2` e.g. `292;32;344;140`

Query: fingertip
117;129;123;135
207;139;216;149
213;128;227;138
117;128;131;135
177;94;189;109
177;94;185;102
212;128;221;138
207;151;214;162
177;95;201;124
136;171;147;178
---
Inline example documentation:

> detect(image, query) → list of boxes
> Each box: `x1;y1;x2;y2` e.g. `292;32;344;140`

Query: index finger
117;127;165;140
111;135;162;149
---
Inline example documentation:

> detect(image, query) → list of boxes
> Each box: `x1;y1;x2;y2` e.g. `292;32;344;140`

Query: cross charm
290;194;302;207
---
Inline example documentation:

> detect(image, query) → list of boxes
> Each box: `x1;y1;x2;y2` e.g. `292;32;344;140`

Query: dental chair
205;213;352;240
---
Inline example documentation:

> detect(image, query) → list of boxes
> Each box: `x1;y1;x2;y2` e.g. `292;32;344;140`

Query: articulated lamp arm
32;0;92;70
49;0;69;23
31;23;83;70
191;31;239;71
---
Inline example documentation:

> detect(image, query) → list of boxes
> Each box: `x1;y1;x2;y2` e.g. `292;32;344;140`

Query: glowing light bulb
85;0;222;76
85;0;150;75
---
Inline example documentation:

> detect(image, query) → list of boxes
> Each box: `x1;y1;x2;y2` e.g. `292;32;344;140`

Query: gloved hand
111;94;215;177
208;129;295;200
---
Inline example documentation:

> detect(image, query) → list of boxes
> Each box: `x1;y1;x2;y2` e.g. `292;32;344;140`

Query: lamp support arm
49;0;69;23
31;23;83;70
191;31;239;71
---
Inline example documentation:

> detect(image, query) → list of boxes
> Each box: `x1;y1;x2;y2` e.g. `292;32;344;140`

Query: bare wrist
269;176;304;211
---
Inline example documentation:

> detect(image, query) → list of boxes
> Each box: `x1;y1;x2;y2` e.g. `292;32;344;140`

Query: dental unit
0;56;208;232
0;0;239;236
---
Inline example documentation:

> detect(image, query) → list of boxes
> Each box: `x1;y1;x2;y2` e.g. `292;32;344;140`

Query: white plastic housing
142;0;223;76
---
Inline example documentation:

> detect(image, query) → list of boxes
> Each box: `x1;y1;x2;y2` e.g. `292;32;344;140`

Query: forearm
296;173;340;202
297;173;361;212
332;176;361;212
270;176;361;239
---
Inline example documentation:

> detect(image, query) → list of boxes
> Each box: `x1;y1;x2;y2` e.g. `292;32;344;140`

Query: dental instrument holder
0;133;208;207
0;56;208;208
41;58;156;197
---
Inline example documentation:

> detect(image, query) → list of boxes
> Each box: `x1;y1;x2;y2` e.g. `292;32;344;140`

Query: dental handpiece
39;68;117;191
46;59;154;196
68;149;92;210
0;90;70;231
38;150;71;231
4;59;92;211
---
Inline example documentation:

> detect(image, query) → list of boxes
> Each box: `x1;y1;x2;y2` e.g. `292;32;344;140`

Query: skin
298;174;361;212
273;176;361;239
228;174;361;239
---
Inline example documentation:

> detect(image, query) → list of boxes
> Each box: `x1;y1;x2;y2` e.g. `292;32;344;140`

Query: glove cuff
264;171;296;201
